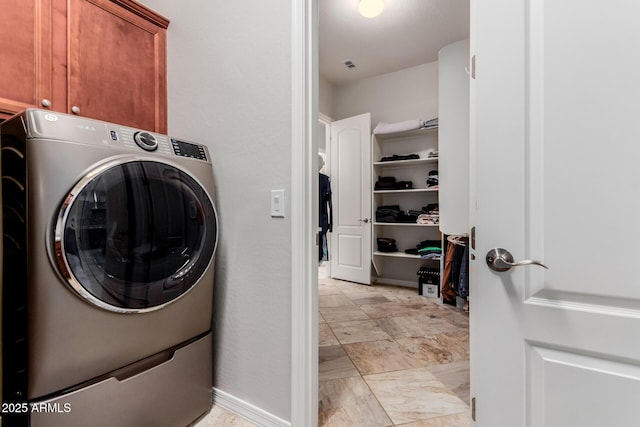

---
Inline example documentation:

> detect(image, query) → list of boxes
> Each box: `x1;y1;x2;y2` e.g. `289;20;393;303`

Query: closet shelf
374;188;438;194
374;251;441;260
373;157;438;167
374;126;438;141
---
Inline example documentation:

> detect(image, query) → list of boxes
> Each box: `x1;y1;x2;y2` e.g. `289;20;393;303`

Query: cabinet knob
41;99;51;108
71;106;81;114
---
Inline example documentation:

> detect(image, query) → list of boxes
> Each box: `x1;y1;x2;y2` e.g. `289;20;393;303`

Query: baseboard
211;387;291;427
371;277;418;288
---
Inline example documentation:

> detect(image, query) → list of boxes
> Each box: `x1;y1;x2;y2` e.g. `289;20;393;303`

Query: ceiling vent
343;60;356;69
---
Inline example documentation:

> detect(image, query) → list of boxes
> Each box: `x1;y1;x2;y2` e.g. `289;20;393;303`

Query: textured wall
332;61;439;125
138;0;293;421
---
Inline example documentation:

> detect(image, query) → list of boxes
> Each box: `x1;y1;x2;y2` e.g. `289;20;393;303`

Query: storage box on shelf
371;126;442;288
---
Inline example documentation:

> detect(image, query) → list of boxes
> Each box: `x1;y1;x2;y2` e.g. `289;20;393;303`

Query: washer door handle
485;248;548;272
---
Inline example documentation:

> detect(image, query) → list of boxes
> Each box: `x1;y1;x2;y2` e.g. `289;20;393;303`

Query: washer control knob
133;131;158;151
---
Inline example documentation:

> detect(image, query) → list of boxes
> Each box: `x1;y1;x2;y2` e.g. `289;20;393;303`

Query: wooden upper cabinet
0;0;53;118
0;0;168;132
67;0;168;132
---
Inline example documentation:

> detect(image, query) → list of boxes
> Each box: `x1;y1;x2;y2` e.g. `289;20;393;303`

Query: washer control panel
24;109;211;163
171;139;208;161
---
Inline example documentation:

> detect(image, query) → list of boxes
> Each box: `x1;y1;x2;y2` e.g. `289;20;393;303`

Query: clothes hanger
446;234;469;246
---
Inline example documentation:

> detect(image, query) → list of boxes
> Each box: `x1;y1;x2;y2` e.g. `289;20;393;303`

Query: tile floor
318;268;471;427
195;268;471;427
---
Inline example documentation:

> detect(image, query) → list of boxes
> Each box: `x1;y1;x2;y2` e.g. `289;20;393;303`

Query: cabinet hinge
471;397;476;421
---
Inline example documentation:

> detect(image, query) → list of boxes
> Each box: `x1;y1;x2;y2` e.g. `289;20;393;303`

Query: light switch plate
271;189;285;217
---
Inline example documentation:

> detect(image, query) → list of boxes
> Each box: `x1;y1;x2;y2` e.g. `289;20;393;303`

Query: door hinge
471;226;476;250
315;232;320;246
471;397;476;421
471;55;476;79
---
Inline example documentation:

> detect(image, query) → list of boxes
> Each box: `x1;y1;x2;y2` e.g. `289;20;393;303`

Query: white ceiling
319;0;470;86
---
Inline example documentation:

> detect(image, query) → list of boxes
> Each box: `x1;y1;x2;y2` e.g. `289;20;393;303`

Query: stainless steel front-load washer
1;109;218;426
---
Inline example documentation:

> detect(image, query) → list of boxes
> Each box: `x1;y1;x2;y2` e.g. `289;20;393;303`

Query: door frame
290;0;318;426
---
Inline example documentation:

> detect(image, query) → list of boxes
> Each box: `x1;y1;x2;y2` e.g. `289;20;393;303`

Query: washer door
54;160;218;313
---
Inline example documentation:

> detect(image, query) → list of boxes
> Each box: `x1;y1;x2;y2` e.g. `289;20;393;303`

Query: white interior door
329;113;371;284
472;0;640;425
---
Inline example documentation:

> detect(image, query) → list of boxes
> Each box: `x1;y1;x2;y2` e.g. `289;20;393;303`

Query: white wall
319;76;335;118
333;61;439;125
138;0;293;422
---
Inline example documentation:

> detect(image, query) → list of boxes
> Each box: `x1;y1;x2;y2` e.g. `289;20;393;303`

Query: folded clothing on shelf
380;154;420;162
423;118;438;129
376;205;400;222
415;204;439;225
422;203;439;214
405;239;442;256
373;118;439;134
374;176;413;190
427;170;438;188
417;214;439;225
375;205;418;223
373;119;424;134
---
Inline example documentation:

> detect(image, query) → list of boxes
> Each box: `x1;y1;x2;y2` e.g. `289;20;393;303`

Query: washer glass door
55;160;217;313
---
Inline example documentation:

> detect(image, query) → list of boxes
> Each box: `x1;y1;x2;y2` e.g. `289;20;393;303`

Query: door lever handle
485;248;548;272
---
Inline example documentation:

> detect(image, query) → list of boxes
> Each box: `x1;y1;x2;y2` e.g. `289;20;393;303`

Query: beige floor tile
330;319;392;344
319;376;393;427
320;323;340;346
319;345;360;381
377;315;459;339
364;368;469;425
335;281;380;294
360;302;435;319
320;305;370;323
427;361;470;405
346;292;394;306
343;339;426;375
192;405;258;427
320;294;357;308
319;282;344;296
395;334;469;367
436;309;469;329
395;411;471;427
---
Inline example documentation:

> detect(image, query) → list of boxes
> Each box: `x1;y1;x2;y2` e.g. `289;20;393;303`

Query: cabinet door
0;0;53;119
67;0;168;132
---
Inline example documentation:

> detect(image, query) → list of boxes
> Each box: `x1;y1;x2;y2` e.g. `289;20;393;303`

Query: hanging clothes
319;173;333;261
440;242;458;304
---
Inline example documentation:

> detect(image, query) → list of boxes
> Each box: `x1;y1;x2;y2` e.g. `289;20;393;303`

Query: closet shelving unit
371;126;441;287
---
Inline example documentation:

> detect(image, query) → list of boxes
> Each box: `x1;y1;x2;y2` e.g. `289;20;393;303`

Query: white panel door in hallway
329;113;371;285
472;0;640;425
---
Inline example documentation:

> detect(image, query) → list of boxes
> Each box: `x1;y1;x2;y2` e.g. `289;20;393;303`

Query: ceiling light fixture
358;0;384;18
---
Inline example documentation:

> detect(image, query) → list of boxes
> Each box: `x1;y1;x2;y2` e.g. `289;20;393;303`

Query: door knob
358;218;370;223
71;105;81;114
485;248;548;272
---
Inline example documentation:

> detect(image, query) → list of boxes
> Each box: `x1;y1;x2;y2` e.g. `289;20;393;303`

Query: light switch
271;189;285;217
